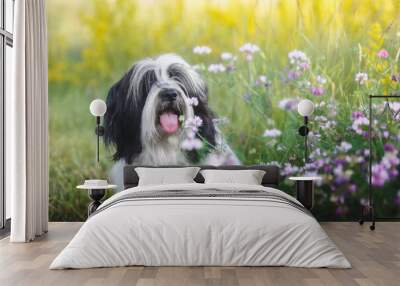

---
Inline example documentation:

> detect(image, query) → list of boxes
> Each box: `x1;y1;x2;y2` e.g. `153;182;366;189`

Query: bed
50;165;351;269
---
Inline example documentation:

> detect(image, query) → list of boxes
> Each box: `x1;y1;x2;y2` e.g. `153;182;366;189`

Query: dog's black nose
160;89;178;101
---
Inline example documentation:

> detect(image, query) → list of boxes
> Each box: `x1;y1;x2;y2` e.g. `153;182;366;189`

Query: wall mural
47;0;400;221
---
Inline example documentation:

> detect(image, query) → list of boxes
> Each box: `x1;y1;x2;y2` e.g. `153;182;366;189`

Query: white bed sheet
50;183;350;269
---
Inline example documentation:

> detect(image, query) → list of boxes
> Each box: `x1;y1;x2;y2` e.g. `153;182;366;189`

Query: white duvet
50;183;351;269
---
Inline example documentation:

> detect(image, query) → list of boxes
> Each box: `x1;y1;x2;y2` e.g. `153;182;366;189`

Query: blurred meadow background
47;0;400;221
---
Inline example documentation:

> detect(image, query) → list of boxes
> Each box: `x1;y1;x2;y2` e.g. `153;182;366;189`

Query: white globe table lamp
297;99;315;117
90;99;107;117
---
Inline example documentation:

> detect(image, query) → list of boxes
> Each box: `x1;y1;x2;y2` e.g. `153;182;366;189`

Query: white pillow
135;167;200;186
200;169;265;185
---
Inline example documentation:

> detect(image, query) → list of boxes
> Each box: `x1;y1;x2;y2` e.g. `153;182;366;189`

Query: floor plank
0;222;398;286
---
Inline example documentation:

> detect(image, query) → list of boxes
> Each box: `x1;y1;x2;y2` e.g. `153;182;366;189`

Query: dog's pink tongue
159;112;179;134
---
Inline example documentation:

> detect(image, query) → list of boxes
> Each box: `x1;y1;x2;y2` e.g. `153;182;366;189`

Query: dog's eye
168;67;192;92
168;64;187;79
141;71;157;94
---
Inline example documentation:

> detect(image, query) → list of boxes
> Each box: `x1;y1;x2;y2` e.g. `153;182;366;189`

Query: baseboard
0;218;11;239
318;218;400;222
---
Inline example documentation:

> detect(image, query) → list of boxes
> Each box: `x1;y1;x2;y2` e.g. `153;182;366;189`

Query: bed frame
123;165;280;190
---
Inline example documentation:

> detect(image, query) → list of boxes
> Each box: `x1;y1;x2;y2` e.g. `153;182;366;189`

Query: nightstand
77;183;117;217
288;176;321;210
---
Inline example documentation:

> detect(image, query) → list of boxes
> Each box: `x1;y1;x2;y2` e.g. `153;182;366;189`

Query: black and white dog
104;54;240;189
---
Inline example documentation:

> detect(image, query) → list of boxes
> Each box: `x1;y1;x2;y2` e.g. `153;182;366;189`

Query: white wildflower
208;64;226;73
220;52;234;61
337;141;352;152
181;138;203;151
355;72;368;85
193;46;212;55
288;50;310;66
188;97;199;106
239;43;260;54
184;116;203;132
316;75;327;85
263;128;282;138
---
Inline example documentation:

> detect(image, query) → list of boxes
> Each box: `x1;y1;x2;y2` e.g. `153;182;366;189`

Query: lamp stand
95;116;105;164
298;116;309;165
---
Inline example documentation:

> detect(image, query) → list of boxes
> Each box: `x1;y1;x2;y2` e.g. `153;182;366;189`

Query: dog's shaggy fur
104;54;240;189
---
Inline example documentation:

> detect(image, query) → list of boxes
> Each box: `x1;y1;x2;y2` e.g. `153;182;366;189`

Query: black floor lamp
89;99;107;163
297;99;315;164
359;94;400;231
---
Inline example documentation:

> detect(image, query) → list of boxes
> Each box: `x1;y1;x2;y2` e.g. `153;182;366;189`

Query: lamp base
298;125;309;136
88;189;106;216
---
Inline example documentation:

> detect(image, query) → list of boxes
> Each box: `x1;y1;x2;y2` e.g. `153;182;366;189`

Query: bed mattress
50;183;350;269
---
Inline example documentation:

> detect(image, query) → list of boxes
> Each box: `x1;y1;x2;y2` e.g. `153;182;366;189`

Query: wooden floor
0;222;399;286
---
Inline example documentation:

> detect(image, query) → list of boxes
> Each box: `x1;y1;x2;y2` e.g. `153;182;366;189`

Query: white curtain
7;0;49;242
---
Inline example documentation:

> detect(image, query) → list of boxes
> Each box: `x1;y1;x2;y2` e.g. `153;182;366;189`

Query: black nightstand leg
87;189;106;217
296;181;314;210
359;204;375;231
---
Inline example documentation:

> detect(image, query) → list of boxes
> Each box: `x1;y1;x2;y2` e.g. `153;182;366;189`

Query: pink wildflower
377;49;389;59
311;86;324;96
